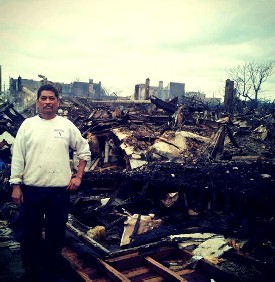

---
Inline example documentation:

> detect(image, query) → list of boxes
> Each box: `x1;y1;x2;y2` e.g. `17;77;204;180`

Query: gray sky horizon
1;0;275;99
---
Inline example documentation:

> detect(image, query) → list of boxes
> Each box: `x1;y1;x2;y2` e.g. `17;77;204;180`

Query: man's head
37;84;59;100
36;84;59;120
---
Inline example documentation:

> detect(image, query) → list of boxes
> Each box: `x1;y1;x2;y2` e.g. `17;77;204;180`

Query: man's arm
67;123;91;191
66;159;87;191
10;122;26;204
10;122;26;185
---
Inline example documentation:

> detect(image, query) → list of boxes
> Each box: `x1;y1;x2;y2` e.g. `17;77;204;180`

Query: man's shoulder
28;115;39;120
56;115;76;127
16;116;39;133
21;115;39;125
56;115;72;123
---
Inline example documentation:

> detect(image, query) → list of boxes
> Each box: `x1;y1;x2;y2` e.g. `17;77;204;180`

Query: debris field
1;95;275;281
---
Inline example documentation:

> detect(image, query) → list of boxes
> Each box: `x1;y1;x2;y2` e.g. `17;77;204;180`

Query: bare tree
228;63;252;100
101;85;123;97
228;60;274;102
247;61;274;101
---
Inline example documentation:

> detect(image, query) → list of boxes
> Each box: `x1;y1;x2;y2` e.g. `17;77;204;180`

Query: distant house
10;77;105;99
70;82;89;96
21;79;41;92
62;79;103;99
134;79;160;100
134;78;184;101
167;82;185;101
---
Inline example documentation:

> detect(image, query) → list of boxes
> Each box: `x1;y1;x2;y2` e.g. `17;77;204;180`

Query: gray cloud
1;0;274;97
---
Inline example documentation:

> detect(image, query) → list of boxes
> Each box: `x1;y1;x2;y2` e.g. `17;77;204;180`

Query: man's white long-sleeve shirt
10;115;91;187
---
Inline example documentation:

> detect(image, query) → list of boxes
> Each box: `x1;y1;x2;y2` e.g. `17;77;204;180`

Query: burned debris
1;92;275;281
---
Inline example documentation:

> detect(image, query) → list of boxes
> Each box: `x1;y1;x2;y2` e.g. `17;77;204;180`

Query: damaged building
1;79;275;281
8;75;108;105
134;78;185;101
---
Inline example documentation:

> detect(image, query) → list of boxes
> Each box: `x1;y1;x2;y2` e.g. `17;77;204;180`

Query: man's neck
39;113;56;120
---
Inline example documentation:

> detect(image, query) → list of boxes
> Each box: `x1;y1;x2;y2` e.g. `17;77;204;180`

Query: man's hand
12;184;24;205
67;159;87;191
66;177;82;191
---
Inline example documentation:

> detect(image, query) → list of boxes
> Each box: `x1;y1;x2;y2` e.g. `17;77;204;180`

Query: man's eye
40;96;56;101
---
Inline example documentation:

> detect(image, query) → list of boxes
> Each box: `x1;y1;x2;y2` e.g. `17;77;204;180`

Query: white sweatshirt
10;115;91;187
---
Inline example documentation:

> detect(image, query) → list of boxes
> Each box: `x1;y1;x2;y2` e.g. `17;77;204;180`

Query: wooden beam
96;258;131;282
144;256;187;282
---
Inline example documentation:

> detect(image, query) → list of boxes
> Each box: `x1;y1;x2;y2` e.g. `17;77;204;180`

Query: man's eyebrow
40;95;56;98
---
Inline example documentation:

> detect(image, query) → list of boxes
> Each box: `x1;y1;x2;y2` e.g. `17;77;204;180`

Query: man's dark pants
20;185;70;269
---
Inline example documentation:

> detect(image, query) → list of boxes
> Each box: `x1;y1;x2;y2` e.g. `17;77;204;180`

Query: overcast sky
1;0;275;98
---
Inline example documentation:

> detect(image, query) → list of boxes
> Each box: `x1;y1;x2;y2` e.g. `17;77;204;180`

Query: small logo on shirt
54;129;65;139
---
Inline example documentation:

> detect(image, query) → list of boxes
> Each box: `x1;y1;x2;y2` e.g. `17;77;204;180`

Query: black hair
37;84;59;99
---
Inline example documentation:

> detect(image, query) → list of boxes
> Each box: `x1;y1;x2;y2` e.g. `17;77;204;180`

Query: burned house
67;80;103;99
62;97;275;281
134;78;185;101
8;76;107;100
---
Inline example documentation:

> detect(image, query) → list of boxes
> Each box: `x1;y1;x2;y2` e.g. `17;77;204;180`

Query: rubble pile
1;95;275;280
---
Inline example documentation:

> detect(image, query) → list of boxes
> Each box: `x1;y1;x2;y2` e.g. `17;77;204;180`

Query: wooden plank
62;251;92;281
140;246;177;262
107;252;144;270
125;267;161;282
122;266;151;278
62;247;85;269
147;245;188;261
176;269;196;276
144;256;187;282
62;245;111;281
141;278;165;282
96;258;131;282
74;270;95;282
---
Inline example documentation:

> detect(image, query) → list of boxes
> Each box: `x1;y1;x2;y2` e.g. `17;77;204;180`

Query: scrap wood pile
71;160;275;247
1;95;275;280
59;96;275;173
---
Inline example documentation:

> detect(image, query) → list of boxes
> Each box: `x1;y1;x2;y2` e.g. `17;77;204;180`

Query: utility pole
0;65;2;95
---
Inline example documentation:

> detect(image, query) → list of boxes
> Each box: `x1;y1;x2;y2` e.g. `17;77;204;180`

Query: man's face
36;90;59;118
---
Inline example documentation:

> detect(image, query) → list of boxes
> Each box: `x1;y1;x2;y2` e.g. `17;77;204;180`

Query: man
10;84;91;278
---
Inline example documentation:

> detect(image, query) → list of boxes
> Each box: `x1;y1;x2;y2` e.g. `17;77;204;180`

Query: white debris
193;236;232;258
261;174;271;179
0;131;14;146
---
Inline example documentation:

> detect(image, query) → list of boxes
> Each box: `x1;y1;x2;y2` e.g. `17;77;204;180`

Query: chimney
145;78;150;100
98;81;101;99
224;79;235;113
158;80;163;99
88;79;94;97
134;84;139;100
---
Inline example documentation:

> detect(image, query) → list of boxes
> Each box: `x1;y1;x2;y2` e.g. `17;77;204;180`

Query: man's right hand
12;184;24;205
